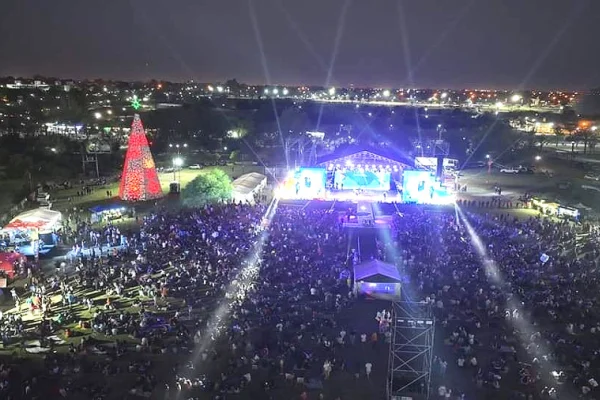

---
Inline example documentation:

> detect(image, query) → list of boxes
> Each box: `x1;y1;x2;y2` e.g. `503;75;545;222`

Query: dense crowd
0;201;599;399
392;206;600;399
0;203;387;400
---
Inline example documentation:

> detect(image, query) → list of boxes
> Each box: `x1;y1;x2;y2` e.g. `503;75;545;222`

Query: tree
573;129;597;155
181;169;232;207
553;124;565;147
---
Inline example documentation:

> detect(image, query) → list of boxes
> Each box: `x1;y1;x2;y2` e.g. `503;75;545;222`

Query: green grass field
50;165;265;212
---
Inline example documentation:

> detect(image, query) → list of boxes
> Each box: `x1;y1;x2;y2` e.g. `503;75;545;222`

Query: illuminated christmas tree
118;114;163;201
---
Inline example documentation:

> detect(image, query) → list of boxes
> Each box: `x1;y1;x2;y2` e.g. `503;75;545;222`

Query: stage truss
387;301;435;400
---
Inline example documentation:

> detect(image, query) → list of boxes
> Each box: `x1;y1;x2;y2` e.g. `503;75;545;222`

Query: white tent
353;259;402;300
231;172;267;204
4;208;62;234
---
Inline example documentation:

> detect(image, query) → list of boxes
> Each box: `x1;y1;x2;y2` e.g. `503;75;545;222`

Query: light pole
169;142;188;156
172;157;183;182
169;143;187;181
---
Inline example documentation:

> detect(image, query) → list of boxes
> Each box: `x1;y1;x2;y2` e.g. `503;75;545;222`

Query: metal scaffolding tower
387;301;435;400
283;131;324;168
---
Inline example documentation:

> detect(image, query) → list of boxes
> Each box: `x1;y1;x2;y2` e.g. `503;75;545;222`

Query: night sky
0;0;598;89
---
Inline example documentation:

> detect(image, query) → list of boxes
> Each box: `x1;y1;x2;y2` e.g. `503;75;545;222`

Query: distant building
5;79;50;90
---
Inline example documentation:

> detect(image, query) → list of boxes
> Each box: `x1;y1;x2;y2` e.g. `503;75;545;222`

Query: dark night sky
0;0;598;89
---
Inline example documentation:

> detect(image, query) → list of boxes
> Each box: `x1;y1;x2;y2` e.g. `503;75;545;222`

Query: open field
47;165;266;211
52;169;205;207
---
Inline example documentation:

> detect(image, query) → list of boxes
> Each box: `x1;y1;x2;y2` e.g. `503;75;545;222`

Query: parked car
188;164;203;170
584;173;600;181
500;167;520;174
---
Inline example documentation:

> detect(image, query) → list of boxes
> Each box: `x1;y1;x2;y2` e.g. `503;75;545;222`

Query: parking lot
457;160;600;216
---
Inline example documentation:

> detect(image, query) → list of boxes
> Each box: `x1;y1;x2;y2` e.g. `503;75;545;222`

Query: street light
535;155;542;161
94;112;102;119
224;146;228;151
172;157;183;181
169;143;187;155
485;154;490;159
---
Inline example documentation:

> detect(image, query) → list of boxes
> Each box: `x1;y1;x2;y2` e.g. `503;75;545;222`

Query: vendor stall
90;205;128;224
1;208;62;256
5;208;62;233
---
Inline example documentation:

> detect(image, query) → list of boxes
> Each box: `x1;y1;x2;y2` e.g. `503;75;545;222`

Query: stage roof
317;147;413;168
354;259;402;283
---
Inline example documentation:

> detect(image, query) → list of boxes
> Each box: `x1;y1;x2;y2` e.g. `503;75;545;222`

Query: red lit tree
118;114;163;201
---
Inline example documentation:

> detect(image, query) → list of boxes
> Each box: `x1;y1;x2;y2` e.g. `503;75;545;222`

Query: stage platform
278;189;402;203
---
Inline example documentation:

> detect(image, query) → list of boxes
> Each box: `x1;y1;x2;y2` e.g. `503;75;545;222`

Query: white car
584;173;600;181
188;164;203;170
500;167;520;174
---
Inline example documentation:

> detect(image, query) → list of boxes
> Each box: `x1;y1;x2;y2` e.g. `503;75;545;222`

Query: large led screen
291;167;327;198
334;170;391;191
402;170;447;204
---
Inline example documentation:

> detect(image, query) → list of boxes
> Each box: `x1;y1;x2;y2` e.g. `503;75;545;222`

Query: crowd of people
0;200;598;399
392;206;600;399
0;203;388;399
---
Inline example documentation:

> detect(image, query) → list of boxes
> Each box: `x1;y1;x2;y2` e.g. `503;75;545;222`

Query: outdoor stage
275;148;456;206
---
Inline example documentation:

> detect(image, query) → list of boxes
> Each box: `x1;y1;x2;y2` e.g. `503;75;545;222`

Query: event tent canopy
232;172;267;204
4;208;62;233
89;204;125;213
232;172;267;195
354;259;401;283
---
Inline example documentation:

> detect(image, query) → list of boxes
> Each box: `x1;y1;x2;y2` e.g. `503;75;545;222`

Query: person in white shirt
365;362;372;378
323;360;332;379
